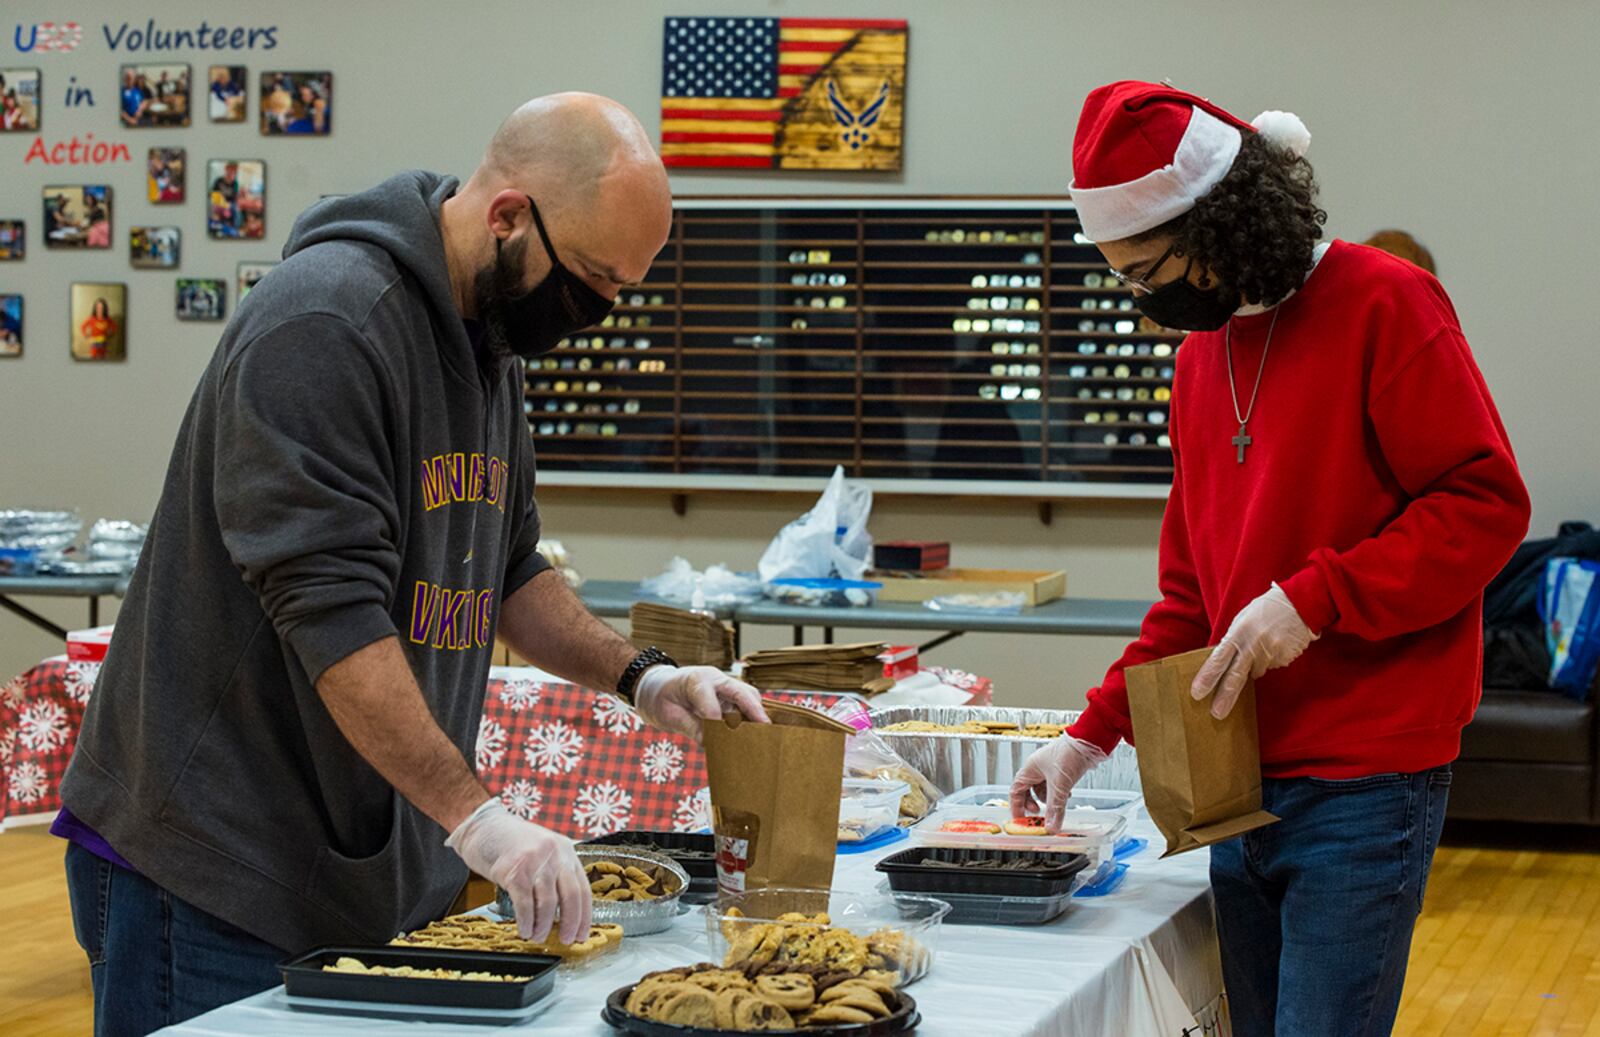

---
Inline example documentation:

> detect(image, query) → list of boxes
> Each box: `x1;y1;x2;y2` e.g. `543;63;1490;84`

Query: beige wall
2;0;1596;697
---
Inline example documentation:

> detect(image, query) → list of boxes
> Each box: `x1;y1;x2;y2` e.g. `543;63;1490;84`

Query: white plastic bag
641;556;763;607
758;466;874;583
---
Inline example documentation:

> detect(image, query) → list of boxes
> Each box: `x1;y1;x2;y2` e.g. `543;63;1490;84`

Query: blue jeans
64;842;287;1037
1210;765;1450;1037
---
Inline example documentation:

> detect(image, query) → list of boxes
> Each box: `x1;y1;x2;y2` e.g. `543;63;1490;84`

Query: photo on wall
176;278;226;322
1;68;41;132
260;71;331;135
130;226;180;269
207;160;265;240
0;220;23;260
120;63;191;128
208;64;246;122
70;282;127;362
0;294;21;357
237;260;277;301
147;147;185;203
43;185;112;249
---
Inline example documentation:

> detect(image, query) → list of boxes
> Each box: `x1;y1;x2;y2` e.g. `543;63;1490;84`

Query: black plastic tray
583;830;717;892
280;946;560;1011
876;845;1090;898
602;983;919;1036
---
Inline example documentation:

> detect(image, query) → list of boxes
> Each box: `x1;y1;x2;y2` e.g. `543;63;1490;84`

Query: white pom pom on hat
1250;110;1311;158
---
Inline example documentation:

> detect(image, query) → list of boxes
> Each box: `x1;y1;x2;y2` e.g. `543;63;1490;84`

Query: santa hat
1069;80;1310;242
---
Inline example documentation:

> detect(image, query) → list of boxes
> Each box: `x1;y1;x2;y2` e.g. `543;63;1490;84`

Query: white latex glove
1191;583;1316;720
444;799;590;945
633;665;770;740
1009;736;1109;833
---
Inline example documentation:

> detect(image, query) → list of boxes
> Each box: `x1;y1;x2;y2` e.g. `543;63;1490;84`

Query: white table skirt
158;820;1220;1037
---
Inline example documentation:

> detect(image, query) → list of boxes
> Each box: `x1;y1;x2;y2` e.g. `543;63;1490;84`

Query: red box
878;645;919;682
873;541;950;572
67;625;115;663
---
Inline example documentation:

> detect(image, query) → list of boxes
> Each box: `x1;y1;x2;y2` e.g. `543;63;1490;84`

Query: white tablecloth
158;820;1220;1037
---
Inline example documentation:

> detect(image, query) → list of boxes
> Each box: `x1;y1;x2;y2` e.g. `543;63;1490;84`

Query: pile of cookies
585;858;677;902
623;961;901;1031
720;908;921;982
322;955;521;983
390;913;623;961
880;718;1066;739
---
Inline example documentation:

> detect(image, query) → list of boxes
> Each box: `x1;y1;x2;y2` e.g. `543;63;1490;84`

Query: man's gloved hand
1191;583;1316;719
445;799;590;945
634;665;770;740
1009;736;1109;833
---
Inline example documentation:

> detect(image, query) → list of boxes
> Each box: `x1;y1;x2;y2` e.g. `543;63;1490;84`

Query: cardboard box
878;645;919;681
874;540;950;572
67;625;115;663
870;568;1067;606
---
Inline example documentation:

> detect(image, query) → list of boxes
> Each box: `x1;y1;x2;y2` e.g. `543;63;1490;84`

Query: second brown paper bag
704;700;853;893
1126;646;1279;857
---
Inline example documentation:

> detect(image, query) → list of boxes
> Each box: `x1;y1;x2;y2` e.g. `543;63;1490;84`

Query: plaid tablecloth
0;657;861;834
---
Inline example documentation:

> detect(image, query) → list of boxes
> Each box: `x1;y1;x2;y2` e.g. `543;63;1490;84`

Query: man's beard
472;235;532;361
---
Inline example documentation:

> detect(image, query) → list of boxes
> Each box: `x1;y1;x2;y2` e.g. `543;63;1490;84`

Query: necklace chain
1225;305;1280;428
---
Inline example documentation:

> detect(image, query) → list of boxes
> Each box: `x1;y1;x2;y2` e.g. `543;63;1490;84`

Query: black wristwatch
616;646;677;703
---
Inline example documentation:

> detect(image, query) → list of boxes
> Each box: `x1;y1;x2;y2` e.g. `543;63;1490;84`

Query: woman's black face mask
1131;255;1237;332
476;195;615;359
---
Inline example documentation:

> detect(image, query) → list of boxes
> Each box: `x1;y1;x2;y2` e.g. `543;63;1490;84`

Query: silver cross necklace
1224;305;1280;464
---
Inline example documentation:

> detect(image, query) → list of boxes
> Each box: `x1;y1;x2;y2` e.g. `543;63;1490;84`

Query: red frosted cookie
939;819;1002;835
1003;816;1047;836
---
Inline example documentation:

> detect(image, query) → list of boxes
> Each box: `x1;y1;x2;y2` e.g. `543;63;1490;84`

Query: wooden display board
527;197;1184;499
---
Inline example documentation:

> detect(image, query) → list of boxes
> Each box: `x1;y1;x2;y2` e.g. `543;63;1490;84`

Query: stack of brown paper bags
740;641;895;695
629;601;734;668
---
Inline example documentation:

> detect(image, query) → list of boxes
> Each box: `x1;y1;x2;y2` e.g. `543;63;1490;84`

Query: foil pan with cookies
494;846;691;937
868;705;1143;794
702;888;949;988
602;960;920;1035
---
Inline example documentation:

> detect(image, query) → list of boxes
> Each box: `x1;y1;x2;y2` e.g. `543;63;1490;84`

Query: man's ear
485;190;529;239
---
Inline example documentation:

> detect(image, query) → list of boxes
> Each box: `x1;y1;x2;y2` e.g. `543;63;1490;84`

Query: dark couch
1449;675;1600;824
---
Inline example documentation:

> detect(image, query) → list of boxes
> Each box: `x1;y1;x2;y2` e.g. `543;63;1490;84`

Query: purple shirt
51;806;136;872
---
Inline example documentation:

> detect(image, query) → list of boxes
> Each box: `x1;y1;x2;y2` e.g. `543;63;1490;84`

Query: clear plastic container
839;777;910;845
703;887;949;986
765;577;882;608
909;804;1126;868
942;784;1144;819
874;877;1079;926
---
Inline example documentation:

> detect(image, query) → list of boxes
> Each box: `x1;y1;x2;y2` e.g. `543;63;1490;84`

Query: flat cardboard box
870;568;1066;606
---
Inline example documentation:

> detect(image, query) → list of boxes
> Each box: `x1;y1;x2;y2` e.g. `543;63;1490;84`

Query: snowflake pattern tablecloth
0;657;856;836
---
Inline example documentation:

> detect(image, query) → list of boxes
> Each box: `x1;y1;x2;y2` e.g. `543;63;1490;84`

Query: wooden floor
2;822;1598;1035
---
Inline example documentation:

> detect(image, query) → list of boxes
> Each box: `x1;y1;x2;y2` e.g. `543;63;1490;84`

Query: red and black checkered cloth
0;657;855;836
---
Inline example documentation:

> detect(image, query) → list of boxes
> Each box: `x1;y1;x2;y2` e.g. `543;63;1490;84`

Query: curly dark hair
1131;132;1327;307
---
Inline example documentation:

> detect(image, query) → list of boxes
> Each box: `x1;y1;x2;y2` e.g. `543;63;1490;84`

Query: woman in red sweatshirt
1011;81;1529;1036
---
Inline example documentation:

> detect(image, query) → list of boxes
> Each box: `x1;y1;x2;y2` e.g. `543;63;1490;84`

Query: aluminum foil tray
495;846;689;937
867;705;1141;795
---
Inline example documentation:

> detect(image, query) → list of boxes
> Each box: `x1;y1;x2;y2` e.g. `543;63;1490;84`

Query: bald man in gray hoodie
57;93;768;1037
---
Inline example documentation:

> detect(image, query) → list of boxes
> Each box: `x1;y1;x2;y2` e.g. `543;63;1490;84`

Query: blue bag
1538;556;1600;700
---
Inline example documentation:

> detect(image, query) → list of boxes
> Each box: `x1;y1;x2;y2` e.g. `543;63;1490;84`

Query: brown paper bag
703;700;853;893
1126;647;1279;857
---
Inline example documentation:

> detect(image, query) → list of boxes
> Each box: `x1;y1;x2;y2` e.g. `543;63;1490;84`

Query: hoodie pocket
302;793;407;936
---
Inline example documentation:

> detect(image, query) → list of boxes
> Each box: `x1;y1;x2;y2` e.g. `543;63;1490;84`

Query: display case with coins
525;198;1185;498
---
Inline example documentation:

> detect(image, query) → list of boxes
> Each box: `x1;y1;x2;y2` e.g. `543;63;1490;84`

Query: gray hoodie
60;171;550;952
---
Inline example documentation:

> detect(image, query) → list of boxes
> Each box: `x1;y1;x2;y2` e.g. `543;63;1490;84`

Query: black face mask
1133;257;1237;332
475;195;615;360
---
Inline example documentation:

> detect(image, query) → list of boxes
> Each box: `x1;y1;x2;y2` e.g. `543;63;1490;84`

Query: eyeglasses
1106;242;1178;294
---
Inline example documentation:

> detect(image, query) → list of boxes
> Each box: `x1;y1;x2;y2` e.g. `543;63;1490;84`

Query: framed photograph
147;147;185;203
130;226;180;269
1;68;41;132
70;282;127;361
208;64;246;123
0;294;21;357
207;160;265;240
260;71;331;136
119;63;191;128
0;220;23;260
43;185;112;249
176;278;226;322
237;260;277;301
